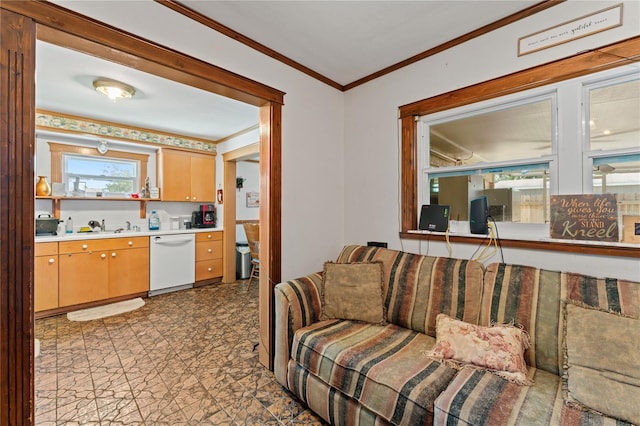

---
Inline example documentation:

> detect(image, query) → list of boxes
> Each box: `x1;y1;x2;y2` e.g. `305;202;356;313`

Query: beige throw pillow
563;301;640;425
320;261;386;324
425;314;532;385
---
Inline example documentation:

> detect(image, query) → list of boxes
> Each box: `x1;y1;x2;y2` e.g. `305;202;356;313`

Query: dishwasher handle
152;236;194;245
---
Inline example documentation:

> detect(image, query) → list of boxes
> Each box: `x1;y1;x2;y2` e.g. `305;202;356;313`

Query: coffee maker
192;204;216;228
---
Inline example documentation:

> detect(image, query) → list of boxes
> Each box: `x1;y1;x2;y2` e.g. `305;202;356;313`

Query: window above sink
64;153;139;198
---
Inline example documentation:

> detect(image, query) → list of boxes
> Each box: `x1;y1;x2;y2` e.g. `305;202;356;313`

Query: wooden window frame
48;142;149;189
399;36;640;259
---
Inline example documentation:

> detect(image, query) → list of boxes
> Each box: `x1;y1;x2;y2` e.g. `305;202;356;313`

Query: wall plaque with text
550;194;618;242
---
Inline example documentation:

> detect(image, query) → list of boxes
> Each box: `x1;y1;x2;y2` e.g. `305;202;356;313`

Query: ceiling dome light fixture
93;78;136;101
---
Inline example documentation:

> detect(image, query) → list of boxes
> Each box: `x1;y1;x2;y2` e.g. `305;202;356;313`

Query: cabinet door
34;255;59;312
190;154;215;202
108;247;150;297
59;251;109;307
162;149;192;201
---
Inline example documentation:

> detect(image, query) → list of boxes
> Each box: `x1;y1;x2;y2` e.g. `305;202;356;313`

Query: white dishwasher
149;233;195;296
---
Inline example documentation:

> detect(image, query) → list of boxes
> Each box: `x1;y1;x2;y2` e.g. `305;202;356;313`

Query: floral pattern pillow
425;313;533;385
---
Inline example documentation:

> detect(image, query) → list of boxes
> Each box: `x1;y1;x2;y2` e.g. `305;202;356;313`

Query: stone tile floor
35;281;326;425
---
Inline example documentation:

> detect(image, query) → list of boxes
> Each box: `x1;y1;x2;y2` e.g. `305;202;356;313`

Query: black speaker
469;196;489;234
367;241;388;248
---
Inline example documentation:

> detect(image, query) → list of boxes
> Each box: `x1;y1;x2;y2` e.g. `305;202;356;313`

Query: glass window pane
592;157;640;216
429;165;549;224
64;154;138;196
589;78;640;151
66;156;136;177
429;98;552;167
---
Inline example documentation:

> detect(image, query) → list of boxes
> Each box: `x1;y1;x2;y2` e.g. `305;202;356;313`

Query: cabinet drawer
107;236;149;250
59;236;149;253
195;240;223;261
196;232;222;243
59;239;113;254
35;242;58;256
195;259;222;281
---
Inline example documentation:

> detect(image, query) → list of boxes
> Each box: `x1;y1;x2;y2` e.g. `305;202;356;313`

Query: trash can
236;242;251;280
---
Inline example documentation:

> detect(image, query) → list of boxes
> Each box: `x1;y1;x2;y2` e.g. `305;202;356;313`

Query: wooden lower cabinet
35;242;59;312
108;247;149;298
59;250;109;307
56;236;149;309
195;231;223;282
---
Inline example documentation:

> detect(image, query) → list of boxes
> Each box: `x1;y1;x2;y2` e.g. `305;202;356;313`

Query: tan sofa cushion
563;301;640;425
320;261;386;324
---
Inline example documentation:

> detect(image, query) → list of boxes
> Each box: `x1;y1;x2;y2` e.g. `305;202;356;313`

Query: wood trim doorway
0;3;283;424
222;142;260;285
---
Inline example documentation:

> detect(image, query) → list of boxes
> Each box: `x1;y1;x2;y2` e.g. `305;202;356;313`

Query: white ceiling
35;41;260;142
182;1;538;86
36;1;540;142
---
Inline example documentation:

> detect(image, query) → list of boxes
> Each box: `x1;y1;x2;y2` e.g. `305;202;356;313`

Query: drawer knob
48;258;55;264
207;234;212;239
185;196;190;200
128;241;133;246
207;248;212;253
207;267;212;272
100;253;107;259
82;244;88;250
193;196;197;201
111;252;117;258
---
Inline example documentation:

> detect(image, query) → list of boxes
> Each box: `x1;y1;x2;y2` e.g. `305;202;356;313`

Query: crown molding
159;0;562;92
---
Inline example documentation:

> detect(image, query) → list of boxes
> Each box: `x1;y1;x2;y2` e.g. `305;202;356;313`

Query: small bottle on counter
66;217;73;234
148;210;160;231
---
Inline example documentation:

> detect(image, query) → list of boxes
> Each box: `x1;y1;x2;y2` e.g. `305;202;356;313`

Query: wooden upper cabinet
161;149;191;201
190;153;216;202
161;148;216;202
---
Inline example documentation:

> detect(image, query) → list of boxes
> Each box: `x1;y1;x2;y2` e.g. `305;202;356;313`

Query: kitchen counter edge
35;228;223;243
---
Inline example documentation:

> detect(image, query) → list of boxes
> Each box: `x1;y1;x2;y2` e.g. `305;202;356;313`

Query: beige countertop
35;227;222;243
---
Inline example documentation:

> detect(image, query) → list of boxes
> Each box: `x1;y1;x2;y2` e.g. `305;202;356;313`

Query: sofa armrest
274;272;322;387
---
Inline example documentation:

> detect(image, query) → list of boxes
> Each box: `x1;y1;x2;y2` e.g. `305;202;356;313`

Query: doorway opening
1;4;283;423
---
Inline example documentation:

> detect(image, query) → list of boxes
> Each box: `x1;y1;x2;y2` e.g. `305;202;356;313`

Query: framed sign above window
518;4;623;56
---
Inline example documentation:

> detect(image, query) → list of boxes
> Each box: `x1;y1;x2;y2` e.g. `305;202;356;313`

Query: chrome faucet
125;221;131;231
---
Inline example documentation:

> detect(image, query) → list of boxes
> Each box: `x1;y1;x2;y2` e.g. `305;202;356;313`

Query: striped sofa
274;245;640;425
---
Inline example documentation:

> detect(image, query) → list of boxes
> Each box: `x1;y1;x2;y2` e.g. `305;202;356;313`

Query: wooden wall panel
400;116;418;232
0;9;36;426
258;103;281;369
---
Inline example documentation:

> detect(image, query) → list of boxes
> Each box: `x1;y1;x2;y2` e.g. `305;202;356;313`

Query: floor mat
67;297;145;321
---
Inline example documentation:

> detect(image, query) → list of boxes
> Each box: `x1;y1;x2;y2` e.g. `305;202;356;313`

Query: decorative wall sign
550;194;618;242
518;4;623;56
246;192;259;208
